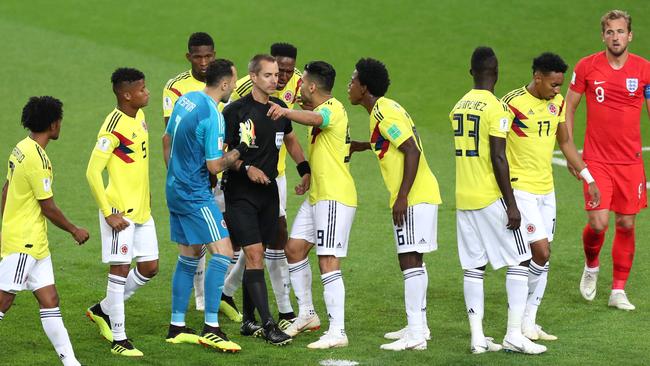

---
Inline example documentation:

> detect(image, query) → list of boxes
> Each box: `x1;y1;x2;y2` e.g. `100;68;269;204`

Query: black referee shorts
224;182;279;247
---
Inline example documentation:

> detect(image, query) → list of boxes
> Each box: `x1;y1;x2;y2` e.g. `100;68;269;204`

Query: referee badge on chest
626;78;638;93
275;132;284;149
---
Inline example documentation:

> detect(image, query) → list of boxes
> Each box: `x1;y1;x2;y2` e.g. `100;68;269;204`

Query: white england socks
288;258;315;317
322;270;345;336
525;261;548;327
505;266;529;337
40;308;80;366
123;267;151;301
265;248;294;315
100;274;127;341
464;269;485;346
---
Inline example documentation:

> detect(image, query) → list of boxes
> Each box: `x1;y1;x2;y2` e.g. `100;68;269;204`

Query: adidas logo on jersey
132;133;137;139
527;109;535;115
418;238;426;244
336;242;342;248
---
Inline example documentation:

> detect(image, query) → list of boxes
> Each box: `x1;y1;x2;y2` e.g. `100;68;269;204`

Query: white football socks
403;267;426;335
525;261;548;326
322;270;345;336
123;267;151;301
100;274;127;341
464;269;485;345
40;308;80;366
288;258;315;317
223;251;245;298
265;248;293;314
193;248;206;302
506;266;529;337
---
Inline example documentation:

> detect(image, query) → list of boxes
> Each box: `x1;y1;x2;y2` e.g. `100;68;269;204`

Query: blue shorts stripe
200;207;218;242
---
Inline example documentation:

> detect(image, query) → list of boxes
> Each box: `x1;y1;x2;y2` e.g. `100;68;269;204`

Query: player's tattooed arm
489;136;520;230
206;149;242;175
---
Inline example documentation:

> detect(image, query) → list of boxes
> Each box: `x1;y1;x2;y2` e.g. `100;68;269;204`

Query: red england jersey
569;51;650;164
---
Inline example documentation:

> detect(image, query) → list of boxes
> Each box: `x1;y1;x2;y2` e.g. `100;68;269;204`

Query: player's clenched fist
72;227;90;245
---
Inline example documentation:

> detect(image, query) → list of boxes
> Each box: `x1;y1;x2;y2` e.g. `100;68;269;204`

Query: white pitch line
319;360;360;366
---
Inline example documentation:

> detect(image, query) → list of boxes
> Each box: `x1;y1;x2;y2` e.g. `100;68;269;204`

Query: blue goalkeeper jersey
165;91;224;214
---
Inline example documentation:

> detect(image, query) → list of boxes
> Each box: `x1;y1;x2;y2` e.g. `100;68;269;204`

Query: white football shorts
0;253;54;293
394;203;438;254
457;198;531;270
515;189;556;243
99;210;159;264
290;199;355;257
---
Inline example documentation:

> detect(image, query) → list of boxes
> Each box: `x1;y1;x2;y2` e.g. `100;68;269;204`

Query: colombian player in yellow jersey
85;68;157;357
347;58;440;351
450;47;545;355
163;32;216;127
267;61;356;349
226;43;307;328
0;97;89;366
503;53;600;341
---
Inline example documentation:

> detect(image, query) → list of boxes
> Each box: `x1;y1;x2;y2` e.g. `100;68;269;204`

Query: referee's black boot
240;319;263;337
262;320;292;346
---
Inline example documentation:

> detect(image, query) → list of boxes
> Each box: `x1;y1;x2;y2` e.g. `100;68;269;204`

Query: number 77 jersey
450;89;512;210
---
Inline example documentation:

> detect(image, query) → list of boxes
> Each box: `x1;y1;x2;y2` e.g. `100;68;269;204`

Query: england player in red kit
566;9;650;310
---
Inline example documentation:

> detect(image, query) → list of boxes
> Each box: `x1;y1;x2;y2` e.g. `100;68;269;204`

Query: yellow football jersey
370;97;442;208
2;137;53;259
450;89;513;210
503;87;566;194
308;97;357;206
230;68;303;177
163;70;206;119
86;108;151;224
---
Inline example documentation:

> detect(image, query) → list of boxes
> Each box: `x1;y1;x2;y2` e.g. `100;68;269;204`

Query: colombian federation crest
626;78;639;93
283;90;294;102
547;103;558;116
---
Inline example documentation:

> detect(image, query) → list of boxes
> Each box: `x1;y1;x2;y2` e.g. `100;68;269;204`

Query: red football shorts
583;160;647;214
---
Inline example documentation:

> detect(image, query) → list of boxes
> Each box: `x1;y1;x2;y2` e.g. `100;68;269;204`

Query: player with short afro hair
111;68;145;93
270;42;297;59
21;96;63;133
354;58;390;97
188;32;214;52
532;52;568;75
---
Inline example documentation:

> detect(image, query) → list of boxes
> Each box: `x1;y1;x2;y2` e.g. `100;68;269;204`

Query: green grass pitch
0;0;649;365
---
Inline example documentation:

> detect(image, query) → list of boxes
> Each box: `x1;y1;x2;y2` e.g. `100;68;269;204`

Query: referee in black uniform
222;54;310;346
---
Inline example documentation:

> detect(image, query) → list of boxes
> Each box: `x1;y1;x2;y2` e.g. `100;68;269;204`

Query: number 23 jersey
450;89;512;210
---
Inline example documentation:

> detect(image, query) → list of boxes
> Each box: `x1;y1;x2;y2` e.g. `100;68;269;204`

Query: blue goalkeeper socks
171;255;199;325
204;254;231;326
